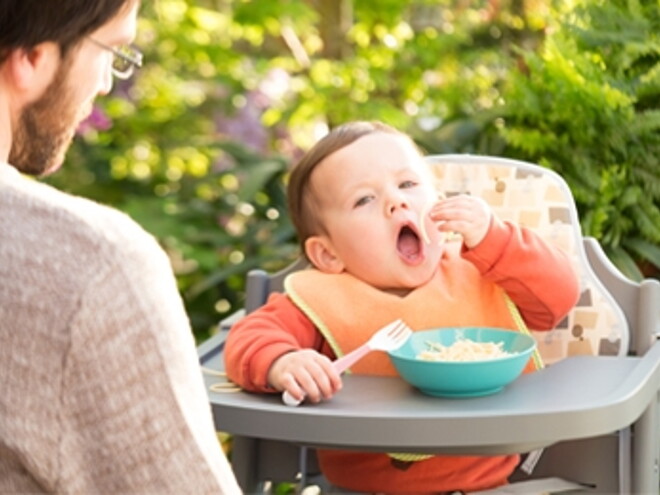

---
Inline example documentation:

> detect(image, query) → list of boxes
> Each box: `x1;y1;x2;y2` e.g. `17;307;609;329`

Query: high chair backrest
425;155;629;364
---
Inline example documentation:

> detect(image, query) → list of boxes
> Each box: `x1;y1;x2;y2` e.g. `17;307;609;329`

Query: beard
9;62;86;177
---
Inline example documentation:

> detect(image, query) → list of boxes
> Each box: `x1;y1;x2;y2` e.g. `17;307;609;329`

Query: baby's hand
268;349;342;404
429;194;493;248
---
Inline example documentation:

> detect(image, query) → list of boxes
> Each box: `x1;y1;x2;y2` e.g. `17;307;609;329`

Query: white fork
282;319;412;406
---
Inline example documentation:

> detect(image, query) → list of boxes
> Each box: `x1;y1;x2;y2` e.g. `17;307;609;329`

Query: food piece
419;203;433;245
417;337;512;362
419;195;447;245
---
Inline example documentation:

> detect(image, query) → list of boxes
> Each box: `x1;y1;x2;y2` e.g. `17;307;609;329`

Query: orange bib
285;244;535;376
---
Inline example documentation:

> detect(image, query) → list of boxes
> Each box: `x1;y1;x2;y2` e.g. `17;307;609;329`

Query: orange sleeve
462;218;580;330
224;293;329;392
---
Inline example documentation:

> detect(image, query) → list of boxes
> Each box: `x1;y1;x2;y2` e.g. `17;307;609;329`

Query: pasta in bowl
387;327;537;397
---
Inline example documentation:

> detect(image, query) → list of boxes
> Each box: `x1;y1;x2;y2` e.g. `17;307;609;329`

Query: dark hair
287;120;418;256
0;0;134;63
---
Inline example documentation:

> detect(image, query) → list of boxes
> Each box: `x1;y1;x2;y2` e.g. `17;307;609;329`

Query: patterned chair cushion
426;155;629;364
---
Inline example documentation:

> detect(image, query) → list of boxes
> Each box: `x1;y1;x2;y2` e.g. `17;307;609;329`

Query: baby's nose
387;195;410;214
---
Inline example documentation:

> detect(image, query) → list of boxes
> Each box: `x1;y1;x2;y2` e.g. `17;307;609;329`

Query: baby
225;120;579;493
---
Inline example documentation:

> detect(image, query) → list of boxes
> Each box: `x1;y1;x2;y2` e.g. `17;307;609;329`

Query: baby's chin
379;270;439;296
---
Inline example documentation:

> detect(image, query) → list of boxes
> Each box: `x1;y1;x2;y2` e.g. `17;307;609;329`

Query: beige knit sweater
0;162;240;494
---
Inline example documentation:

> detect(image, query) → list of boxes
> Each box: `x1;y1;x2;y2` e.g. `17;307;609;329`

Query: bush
496;0;660;279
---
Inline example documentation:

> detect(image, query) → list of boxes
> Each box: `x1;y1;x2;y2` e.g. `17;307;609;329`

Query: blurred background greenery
47;0;659;343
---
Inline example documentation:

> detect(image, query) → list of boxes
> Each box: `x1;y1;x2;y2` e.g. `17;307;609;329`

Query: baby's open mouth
397;225;422;261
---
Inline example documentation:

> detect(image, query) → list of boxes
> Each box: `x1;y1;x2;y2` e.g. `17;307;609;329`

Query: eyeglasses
89;38;143;80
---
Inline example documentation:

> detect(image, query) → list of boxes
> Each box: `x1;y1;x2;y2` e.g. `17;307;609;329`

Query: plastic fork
282;319;412;406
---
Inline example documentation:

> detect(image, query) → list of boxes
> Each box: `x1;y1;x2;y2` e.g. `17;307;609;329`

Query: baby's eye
399;180;418;189
354;195;373;208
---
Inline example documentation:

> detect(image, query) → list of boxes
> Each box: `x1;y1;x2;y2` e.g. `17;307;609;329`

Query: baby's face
308;132;445;293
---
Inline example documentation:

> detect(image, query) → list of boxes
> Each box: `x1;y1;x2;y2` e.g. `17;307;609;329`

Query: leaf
238;160;287;201
622;238;660;272
185;254;273;299
605;245;644;282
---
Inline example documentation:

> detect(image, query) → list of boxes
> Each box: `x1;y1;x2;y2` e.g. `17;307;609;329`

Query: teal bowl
388;327;536;398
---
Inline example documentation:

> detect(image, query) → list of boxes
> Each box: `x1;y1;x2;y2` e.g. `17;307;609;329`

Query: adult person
0;1;240;493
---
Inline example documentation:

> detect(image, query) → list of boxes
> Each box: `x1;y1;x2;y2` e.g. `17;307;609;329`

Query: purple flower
77;106;112;135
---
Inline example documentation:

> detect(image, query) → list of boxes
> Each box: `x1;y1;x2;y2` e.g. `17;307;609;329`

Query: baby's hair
287;120;421;259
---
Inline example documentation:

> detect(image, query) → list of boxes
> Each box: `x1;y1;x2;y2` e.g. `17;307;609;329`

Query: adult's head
287;121;443;293
0;0;140;175
0;0;136;64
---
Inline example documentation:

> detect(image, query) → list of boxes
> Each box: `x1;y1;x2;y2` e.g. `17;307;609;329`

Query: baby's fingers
275;351;340;403
430;195;492;247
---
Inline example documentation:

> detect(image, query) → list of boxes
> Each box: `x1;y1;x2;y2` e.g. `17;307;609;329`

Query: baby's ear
304;236;345;274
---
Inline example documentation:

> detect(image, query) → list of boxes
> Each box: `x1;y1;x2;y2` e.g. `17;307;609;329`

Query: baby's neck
382;286;414;297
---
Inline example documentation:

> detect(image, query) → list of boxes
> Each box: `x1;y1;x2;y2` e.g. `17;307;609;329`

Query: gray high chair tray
199;330;660;491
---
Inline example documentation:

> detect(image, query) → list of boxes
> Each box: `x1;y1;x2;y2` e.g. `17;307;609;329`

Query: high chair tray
200;332;660;456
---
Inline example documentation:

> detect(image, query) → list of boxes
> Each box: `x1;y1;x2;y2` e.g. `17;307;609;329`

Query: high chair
198;155;660;494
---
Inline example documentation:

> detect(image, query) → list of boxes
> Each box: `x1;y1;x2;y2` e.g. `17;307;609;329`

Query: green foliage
47;0;659;342
496;0;660;279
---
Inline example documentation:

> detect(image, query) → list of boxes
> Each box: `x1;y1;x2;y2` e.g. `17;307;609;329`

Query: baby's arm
428;194;578;328
224;292;342;402
463;218;580;330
